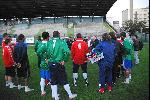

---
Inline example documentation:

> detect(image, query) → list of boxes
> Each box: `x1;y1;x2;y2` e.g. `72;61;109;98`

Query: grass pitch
0;43;149;100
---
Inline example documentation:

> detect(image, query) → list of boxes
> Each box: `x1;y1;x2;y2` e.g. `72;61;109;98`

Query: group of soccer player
2;30;140;99
2;33;34;92
35;31;136;97
91;32;135;93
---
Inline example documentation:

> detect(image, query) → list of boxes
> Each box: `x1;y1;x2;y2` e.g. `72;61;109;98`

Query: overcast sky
106;0;149;26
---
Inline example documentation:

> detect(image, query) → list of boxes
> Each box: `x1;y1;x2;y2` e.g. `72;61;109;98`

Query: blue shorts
40;69;51;80
123;59;133;70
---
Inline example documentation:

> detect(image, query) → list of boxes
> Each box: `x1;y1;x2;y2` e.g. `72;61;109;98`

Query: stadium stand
0;0;117;42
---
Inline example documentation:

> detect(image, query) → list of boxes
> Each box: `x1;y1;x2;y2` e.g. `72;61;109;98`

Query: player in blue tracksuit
93;33;116;94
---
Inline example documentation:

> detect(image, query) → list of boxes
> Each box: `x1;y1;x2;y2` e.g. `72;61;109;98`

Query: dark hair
18;34;25;41
53;31;60;37
102;33;111;41
109;32;116;40
37;36;42;41
3;33;8;38
76;33;82;38
120;32;126;37
116;34;121;38
42;32;49;39
4;38;11;44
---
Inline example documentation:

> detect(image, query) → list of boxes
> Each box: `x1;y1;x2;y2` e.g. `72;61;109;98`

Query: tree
123;20;147;35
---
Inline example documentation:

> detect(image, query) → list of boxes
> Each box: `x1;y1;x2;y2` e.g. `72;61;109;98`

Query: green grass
0;43;149;100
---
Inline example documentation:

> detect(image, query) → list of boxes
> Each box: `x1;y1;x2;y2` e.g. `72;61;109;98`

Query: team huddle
2;31;142;100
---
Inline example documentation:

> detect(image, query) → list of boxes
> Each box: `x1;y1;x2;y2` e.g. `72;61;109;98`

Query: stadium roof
0;0;117;19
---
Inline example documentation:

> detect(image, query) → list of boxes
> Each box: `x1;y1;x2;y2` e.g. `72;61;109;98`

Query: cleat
41;91;46;96
52;94;60;99
84;78;89;86
123;81;129;84
112;82;116;86
69;94;77;100
107;86;112;92
113;82;116;85
85;82;89;86
46;82;51;86
25;87;34;92
99;88;105;94
45;80;50;86
73;82;77;87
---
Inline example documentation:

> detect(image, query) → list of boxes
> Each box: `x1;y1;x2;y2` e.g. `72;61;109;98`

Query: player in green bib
37;32;51;96
37;31;77;100
121;32;134;84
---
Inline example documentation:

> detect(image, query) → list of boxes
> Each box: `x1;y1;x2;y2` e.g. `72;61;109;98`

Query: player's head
42;32;49;40
120;32;126;40
102;33;111;41
53;31;60;38
3;33;8;38
109;32;116;40
76;33;82;38
4;38;11;45
17;34;25;42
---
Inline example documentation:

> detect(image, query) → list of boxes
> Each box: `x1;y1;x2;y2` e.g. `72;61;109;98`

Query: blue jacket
94;40;116;67
13;42;28;64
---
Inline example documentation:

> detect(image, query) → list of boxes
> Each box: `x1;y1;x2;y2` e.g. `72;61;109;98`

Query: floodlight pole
130;0;133;21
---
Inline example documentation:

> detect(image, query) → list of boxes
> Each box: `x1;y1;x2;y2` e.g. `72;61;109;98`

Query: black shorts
5;67;16;77
115;55;123;65
49;62;68;85
17;67;30;78
73;62;87;73
16;61;30;78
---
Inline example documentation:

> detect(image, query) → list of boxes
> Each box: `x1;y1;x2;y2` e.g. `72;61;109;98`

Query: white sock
83;73;87;79
52;89;54;98
64;84;72;97
83;73;88;83
129;74;131;80
40;78;45;93
126;78;130;83
51;85;59;100
73;73;78;84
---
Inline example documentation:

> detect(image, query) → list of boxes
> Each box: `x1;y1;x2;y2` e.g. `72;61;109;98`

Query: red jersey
71;38;89;64
2;39;16;51
2;40;6;48
2;45;15;68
